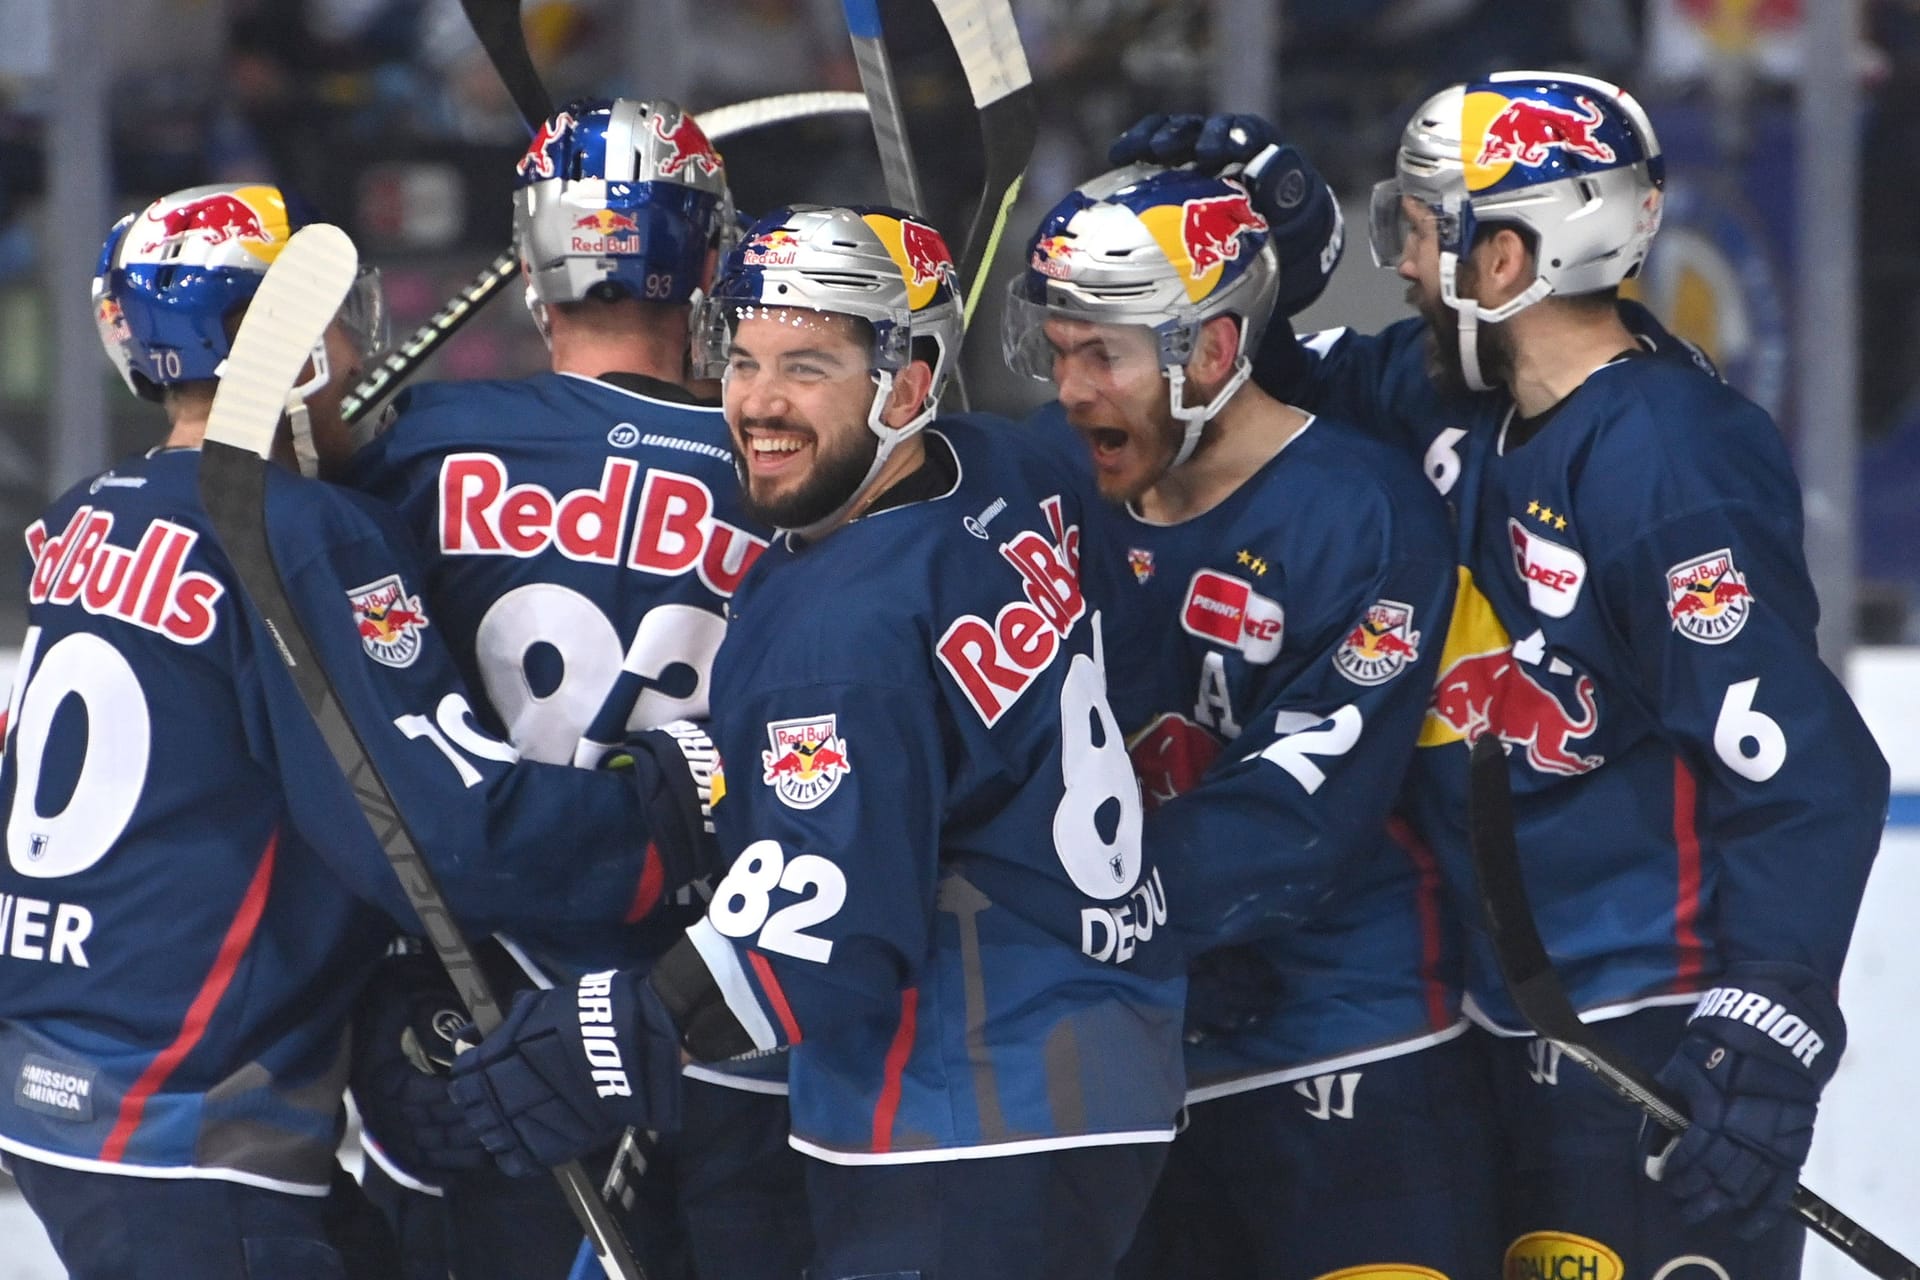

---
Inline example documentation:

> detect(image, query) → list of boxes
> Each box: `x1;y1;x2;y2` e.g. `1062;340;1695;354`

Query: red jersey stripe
747;950;803;1045
100;829;279;1162
1387;817;1452;1031
1671;756;1706;989
870;987;920;1153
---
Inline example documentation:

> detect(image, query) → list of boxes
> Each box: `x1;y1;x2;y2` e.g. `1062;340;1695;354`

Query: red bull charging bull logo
1476;95;1617;170
135;189;281;258
650;111;722;179
1665;548;1753;644
1334;599;1422;686
1031;233;1078;281
898;219;956;289
1430;648;1603;777
570;208;644;254
347;573;430;669
1127;712;1221;812
743;228;801;267
761;715;852;810
518;112;577;180
1178;189;1269;281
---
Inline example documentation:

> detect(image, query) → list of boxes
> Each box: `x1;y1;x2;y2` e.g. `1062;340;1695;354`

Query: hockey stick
198;225;647;1280
1467;735;1918;1279
340;90;876;427
840;0;969;407
458;0;553;128
928;0;1035;331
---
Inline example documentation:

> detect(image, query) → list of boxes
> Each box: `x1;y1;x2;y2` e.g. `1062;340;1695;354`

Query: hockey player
0;184;718;1280
344;99;806;1280
1123;77;1891;1275
1005;163;1496;1277
445;205;1187;1280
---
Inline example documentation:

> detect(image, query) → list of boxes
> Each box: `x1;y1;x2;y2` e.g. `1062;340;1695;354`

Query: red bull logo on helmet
570;208;644;254
1031;233;1078;281
743;228;800;267
1464;91;1618;191
134;187;285;261
347;573;430;669
1665;547;1753;644
518;112;577;181
1178;189;1269;281
649;111;722;179
761;715;852;810
898;219;956;289
1334;599;1422;686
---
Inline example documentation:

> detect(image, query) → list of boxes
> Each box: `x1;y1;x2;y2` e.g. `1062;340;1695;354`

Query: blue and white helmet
513;97;731;310
94;183;385;404
1369;71;1665;388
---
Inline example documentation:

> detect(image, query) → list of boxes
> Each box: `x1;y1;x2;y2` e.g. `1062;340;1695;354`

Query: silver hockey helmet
1368;70;1665;388
1004;164;1280;468
694;204;963;536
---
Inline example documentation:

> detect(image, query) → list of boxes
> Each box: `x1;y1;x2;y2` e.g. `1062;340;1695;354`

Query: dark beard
1420;293;1515;398
735;421;882;530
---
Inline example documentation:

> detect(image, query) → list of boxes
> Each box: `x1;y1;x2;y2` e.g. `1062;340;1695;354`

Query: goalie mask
1004;164;1280;469
1367;70;1665;390
693;204;962;539
514;97;731;325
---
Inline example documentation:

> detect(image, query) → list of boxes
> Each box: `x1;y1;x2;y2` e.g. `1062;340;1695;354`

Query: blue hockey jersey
0;450;668;1192
679;416;1186;1162
1269;312;1890;1032
1059;411;1466;1098
350;369;779;1089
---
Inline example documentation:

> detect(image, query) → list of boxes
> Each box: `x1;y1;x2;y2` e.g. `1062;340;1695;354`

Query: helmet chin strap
285;339;332;479
1165;355;1252;468
784;370;939;543
1439;251;1552;393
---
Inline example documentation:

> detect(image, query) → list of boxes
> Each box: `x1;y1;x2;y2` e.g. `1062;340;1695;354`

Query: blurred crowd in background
1;0;1918;638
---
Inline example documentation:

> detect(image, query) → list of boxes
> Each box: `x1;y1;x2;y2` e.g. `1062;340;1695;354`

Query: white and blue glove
1108;111;1344;317
448;969;682;1178
1640;962;1846;1238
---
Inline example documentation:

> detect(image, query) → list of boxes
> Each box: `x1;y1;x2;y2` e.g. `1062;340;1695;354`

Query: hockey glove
448;968;682;1178
1183;945;1286;1044
1639;962;1846;1238
348;951;489;1177
1109;112;1344;318
618;720;725;919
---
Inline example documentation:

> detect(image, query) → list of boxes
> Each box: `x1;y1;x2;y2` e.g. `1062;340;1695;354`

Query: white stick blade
205;223;360;458
701;91;871;141
931;0;1034;106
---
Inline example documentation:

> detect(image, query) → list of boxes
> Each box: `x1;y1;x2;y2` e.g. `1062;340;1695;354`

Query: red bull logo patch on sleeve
761;715;852;810
1180;569;1283;664
347;573;430;668
1665;548;1752;644
1334;599;1422;686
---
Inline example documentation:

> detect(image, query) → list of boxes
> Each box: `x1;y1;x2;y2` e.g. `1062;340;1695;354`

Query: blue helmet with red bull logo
1369;71;1664;388
692;204;963;537
1004;164;1281;468
514;97;731;316
96;184;290;401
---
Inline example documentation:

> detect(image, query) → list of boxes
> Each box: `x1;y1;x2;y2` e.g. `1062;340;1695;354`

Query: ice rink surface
0;831;1914;1276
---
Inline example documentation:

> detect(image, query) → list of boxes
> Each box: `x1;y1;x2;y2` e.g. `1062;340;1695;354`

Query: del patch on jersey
760;715;851;809
347;573;430;668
